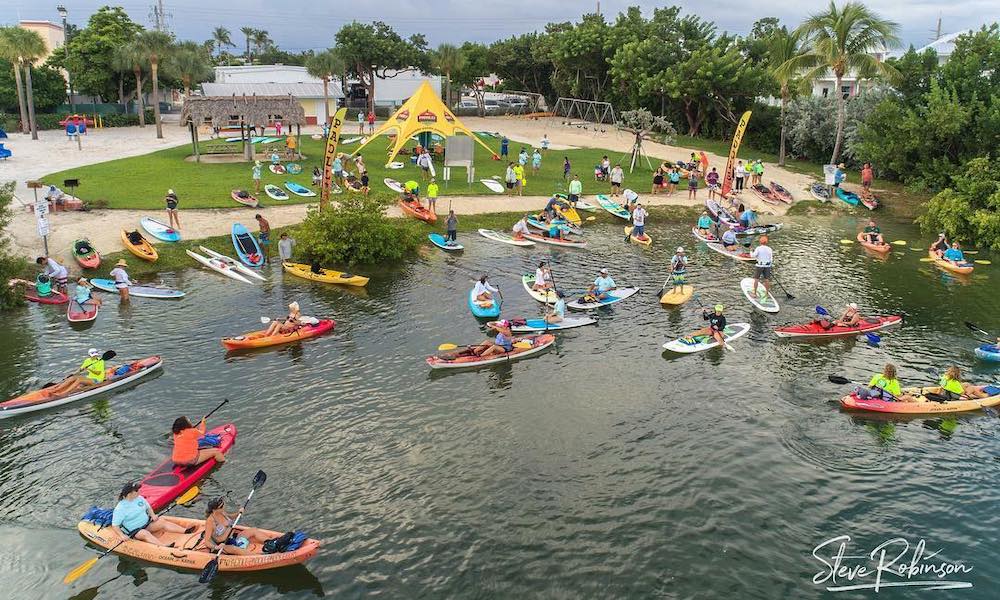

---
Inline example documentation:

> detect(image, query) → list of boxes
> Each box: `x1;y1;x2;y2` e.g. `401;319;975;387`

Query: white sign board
34;198;49;217
36;214;50;237
823;164;837;186
35;198;50;237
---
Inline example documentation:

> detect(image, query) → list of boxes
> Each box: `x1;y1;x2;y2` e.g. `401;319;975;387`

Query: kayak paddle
965;321;993;338
199;470;266;584
63;485;201;584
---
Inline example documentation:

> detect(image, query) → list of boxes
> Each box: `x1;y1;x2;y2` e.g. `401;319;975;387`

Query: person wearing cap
111;481;188;546
35;255;69;293
109;259;132;302
669;247;689;292
264;301;302;337
164;188;180;231
833;303;862;328
532;261;552;292
475;320;514;357
426;177;440;214
930;232;949;257
751;235;773;299
693;304;728;347
252;160;263;193
545;290;567;324
630;202;648;241
72;277;100;312
587;268;617;301
80;347;107;385
834;163;846;188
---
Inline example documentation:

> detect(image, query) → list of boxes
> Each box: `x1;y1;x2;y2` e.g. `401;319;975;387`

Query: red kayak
774;315;902;338
25;290;69;304
138;423;237;511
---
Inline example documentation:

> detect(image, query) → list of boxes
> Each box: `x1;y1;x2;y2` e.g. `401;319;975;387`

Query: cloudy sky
9;0;998;52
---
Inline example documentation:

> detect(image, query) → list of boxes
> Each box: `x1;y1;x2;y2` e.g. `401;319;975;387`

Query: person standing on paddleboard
670;247;688;292
109;259;132;302
631;202;648;240
751;236;773;299
445;211;458;245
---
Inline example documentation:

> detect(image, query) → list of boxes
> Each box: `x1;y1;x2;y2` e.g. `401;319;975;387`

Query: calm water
2;214;999;599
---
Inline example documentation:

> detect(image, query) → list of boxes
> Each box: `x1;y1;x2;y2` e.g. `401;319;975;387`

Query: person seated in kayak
827;303;862;328
79;347;106;387
545;290;566;324
172;416;226;467
856;363;916;402
930;233;949;257
696;211;715;238
475;320;514;357
112;481;189;546
739;205;758;229
862;219;884;244
939;366;988;399
692;304;727;346
205;496;266;556
670;247;688;291
263;301;302;337
721;227;740;251
586;268;616;301
473;275;498;303
942;242;967;265
532;261;552;291
512;215;531;240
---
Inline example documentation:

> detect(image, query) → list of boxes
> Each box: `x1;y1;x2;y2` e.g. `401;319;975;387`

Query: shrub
918;157;1000;248
295;194;424;266
0;182;28;310
102;110;156;128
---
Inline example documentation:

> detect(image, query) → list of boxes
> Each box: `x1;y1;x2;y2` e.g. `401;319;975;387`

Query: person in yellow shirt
939;366;987;399
513;164;525;196
285;134;298;158
426;178;439;214
79;348;106;386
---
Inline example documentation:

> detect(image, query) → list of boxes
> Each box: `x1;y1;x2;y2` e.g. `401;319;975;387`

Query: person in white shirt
473;275;498;302
512;215;531;240
532;261;552;291
735;161;747;191
505;163;518;196
588;268;617;301
417;150;432;180
540;134;550;151
109;258;133;302
36;256;69;292
630;203;648;239
609;164;624;197
750;235;773;298
622;188;639;211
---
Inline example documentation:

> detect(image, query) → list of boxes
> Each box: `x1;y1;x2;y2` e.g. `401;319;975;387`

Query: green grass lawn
42;134;691;210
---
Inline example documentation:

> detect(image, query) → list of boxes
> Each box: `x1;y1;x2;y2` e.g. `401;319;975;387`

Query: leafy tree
135;30;173;139
113;42;146;126
1;28;47;139
886;47;939;107
918;158;1000;247
240;26;254;63
782;1;901;163
0;59;67;115
0;182;28;311
305;49;344;124
764;27;810;165
169;41;212;97
0;27;31;132
295;195;423;265
487;33;556;105
451;42;489;113
48;7;142;101
335;21;429;113
211;26;234;59
251;29;272;57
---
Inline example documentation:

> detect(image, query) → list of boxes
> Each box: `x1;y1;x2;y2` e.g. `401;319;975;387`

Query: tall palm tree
211;26;234;58
432;44;465;108
781;1;901;163
170;41;212;98
113;42;147;127
305;49;344;126
251;29;272;57
135;30;174;139
765;27;810;166
2;28;47;140
240;26;254;63
0;27;30;134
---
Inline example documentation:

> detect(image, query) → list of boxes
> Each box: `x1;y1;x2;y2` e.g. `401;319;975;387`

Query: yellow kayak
282;262;369;287
624;226;652;247
555;204;582;226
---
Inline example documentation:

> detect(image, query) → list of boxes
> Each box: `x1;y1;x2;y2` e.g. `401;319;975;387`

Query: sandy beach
2;116;805;266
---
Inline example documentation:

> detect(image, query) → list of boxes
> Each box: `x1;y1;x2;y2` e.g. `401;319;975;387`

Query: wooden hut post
296;124;302;159
190;121;200;162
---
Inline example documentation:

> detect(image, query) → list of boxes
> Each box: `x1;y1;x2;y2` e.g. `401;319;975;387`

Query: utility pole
56;5;75;113
150;0;169;31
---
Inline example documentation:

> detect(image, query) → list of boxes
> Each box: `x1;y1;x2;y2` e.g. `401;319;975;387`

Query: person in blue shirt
544;290;567;324
587;268;617;301
834;162;846;188
739;206;757;228
942;242;967;266
500;136;509;158
476;320;514;358
111;481;188;546
721;227;740;251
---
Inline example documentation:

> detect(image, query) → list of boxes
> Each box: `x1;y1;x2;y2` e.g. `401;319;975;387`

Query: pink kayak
774;315;902;338
138;423;237;511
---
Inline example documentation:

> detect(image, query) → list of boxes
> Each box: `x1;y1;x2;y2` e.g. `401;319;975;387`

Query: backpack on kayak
262;530;308;554
82;506;114;527
128;231;143;244
197;433;223;449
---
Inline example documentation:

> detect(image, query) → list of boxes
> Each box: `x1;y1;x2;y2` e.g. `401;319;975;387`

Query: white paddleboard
705;242;754;262
481;179;504;193
567;287;639;310
499;317;597;333
663;323;751;353
384;178;404;193
477;229;535;247
522;274;557;303
386;162;405;170
740;277;780;313
199;246;267;281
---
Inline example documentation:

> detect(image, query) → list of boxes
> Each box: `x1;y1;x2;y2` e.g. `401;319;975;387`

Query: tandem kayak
426;334;555;369
282;261;369;286
141;217;181;242
121;230;158;262
663;323;751;353
928;249;974;275
78;514;319;573
840;386;1000;414
0;356;162;419
89;278;185;299
774;315;902;338
468;289;501;318
567;287;639;310
72;239;100;269
139;423;237;511
221;319;336;350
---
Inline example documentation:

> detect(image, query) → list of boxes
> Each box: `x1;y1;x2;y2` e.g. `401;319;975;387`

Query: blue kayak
468;289;501;318
231;223;265;268
835;187;860;206
428;233;463;252
975;344;1000;362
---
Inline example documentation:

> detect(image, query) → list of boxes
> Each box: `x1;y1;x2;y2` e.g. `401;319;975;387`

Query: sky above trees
8;0;996;52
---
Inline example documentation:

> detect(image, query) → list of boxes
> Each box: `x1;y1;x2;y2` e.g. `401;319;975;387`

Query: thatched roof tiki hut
180;95;307;162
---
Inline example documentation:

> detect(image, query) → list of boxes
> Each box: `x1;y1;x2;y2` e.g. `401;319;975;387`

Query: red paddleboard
138;423;237;511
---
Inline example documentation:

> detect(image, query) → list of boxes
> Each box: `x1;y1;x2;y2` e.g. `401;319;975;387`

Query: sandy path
2;116;800;267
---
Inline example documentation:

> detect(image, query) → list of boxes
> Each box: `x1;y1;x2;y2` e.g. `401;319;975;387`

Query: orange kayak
399;198;437;223
841;386;1000;414
856;232;891;254
928;249;973;275
77;515;319;573
121;229;158;262
221;319;335;350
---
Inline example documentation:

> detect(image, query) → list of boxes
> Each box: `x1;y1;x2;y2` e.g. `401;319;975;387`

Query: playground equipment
551;98;619;134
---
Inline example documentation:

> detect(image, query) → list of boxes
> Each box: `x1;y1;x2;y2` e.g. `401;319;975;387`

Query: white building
915;30;972;65
810;46;890;99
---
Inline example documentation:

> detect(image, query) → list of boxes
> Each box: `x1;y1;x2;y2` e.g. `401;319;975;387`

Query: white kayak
185;249;252;284
491;317;597;333
740;277;780;313
705;242;754;262
663;322;751;353
199;246;267;282
567;287;639;310
477;229;535;247
522;274;557;303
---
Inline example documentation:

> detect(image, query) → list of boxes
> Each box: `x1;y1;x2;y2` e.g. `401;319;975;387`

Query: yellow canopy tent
351;81;498;165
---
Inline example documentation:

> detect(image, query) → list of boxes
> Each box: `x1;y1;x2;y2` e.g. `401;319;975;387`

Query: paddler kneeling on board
473;275;498;303
512;215;531;241
585;268;616;302
721;227;740;252
693;304;727;347
263;301;302;337
856;363;916;402
112;481;191;546
474;319;514;358
696;211;715;239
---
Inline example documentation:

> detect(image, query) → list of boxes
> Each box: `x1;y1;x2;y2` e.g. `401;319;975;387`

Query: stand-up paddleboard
385;178;404;193
659;284;693;305
663;323;751;353
595;194;630;220
140;217;180;242
705;242;754;262
691;227;720;243
477;229;535;246
481;179;504;193
284;182;316;197
624;226;652;247
468;289;501;318
89;278;185;299
522;274;557;303
740;277;779;313
264;184;288;200
492;317;596;333
386;162;405;169
522;232;587;248
573;199;598;212
341;136;363;145
67;297;99;322
567;287;639;310
231;222;265;268
268;164;285;174
428;233;463;252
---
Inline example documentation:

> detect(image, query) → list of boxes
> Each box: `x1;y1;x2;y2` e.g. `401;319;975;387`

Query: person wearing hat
474;319;514;357
111;481;189;546
164;188;180;231
264;301;302;337
750;235;773;299
79;347;107;386
669;247;689;293
833;303;862;328
109;259;132;302
587;268;617;302
833;163;846;188
252;160;263;193
694;304;728;347
544;290;567;324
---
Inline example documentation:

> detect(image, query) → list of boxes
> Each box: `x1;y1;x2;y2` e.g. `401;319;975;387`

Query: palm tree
170;41;212;98
782;1;901;163
305;49;344;126
432;44;465;108
1;28;47;140
251;29;272;57
765;27;810;166
113;42;147;127
240;26;254;63
211;26;234;58
135;30;174;139
0;27;30;134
